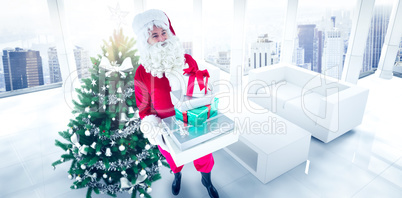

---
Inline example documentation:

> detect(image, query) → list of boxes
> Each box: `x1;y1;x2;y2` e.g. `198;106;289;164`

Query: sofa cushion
253;82;303;112
285;92;324;119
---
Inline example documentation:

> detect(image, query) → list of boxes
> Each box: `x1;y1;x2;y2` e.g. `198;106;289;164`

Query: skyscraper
0;62;4;92
217;51;231;66
249;34;273;70
48;47;62;83
2;47;44;91
313;29;323;73
293;37;305;66
297;24;316;66
395;37;402;68
73;46;90;79
321;17;344;79
393;37;402;75
322;29;344;79
362;5;391;73
0;71;5;92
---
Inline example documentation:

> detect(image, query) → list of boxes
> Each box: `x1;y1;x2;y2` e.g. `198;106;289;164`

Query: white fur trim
140;114;161;138
132;9;169;35
142;114;161;124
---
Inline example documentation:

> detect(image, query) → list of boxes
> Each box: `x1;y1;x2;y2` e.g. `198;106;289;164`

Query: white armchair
247;63;369;143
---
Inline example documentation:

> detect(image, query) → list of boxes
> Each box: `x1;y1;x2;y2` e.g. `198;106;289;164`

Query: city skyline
0;1;401;92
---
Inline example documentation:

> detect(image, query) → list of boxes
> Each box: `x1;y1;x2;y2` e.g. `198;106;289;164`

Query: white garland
96;86;134;107
81;117;140;141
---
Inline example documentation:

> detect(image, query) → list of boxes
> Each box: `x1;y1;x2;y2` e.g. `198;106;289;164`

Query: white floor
1;74;402;198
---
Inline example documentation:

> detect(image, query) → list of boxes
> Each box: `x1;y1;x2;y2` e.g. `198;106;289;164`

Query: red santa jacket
134;54;199;120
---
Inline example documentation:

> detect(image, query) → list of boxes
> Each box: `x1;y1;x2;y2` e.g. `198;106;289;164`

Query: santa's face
139;28;185;78
147;26;169;45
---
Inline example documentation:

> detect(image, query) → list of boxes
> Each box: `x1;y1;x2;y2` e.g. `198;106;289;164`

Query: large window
394;36;402;74
0;0;56;93
293;0;356;79
398;37;402;63
203;0;233;73
362;0;394;74
244;0;287;75
64;0;136;80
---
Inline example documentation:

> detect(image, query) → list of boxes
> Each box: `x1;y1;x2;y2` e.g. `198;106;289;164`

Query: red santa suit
134;54;215;173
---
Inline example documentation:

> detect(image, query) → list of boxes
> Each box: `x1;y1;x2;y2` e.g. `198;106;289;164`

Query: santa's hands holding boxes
139;63;216;151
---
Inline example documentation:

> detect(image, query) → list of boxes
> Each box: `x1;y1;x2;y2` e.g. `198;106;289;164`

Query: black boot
201;172;219;198
172;172;181;195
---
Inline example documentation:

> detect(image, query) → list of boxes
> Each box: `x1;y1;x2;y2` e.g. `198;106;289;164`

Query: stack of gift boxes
162;66;234;151
170;66;218;127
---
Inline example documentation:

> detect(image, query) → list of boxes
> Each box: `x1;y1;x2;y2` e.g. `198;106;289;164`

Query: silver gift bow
120;174;147;194
70;133;89;155
84;170;97;181
99;57;133;77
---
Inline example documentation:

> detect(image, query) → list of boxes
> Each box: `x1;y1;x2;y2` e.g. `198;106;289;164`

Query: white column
280;0;298;64
229;0;247;88
47;0;79;96
341;0;375;84
193;0;203;61
133;0;146;16
375;0;402;79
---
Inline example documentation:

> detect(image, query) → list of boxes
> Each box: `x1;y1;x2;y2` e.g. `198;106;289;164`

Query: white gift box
170;90;215;112
182;73;211;97
166;68;212;97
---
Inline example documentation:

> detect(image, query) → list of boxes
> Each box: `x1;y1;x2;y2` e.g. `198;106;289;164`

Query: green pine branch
151;173;162;181
55;139;70;151
93;187;100;194
86;187;93;198
51;160;63;167
131;190;137;198
61;154;75;161
82;177;91;186
87;156;99;166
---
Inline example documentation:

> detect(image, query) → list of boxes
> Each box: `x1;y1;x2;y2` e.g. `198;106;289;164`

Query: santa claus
132;9;219;198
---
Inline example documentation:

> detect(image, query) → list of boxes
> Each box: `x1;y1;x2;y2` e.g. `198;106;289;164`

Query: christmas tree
52;29;166;198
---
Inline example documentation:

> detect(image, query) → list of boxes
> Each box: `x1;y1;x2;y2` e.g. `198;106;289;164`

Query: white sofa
247;64;369;143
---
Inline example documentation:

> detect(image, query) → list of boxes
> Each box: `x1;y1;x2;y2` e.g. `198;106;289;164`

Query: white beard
139;36;185;78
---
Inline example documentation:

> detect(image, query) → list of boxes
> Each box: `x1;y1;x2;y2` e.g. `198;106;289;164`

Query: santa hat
132;9;176;36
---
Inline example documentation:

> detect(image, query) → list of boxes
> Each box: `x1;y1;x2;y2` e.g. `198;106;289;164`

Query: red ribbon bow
183;67;210;96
